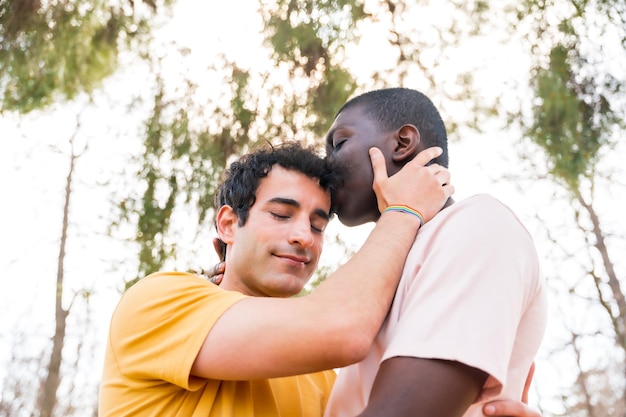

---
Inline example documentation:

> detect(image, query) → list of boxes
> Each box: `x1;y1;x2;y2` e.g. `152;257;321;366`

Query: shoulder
130;271;209;289
424;194;539;275
444;194;532;240
109;272;248;354
128;270;225;294
113;271;246;321
454;194;514;216
118;272;208;305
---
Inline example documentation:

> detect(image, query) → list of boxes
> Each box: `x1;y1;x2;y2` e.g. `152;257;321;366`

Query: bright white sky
1;0;622;412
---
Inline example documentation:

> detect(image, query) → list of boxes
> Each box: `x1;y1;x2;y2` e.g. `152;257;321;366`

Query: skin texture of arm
191;147;454;380
357;357;488;417
357;359;541;417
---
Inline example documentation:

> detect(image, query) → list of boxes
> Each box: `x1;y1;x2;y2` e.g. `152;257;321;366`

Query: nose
289;220;315;249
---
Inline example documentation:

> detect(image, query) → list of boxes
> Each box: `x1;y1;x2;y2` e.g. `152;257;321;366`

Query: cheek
346;168;374;194
310;238;324;264
351;152;373;181
337;160;367;189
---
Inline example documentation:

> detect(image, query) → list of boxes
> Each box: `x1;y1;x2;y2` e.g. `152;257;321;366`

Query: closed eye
311;223;326;235
331;138;346;153
325;128;349;154
270;212;290;220
272;212;326;235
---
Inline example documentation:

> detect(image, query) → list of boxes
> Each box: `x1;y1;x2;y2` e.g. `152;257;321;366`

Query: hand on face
369;146;454;223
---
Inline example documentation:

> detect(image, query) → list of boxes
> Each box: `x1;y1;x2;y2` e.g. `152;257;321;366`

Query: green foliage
307;66;357;135
520;0;624;192
530;44;612;189
265;0;366;73
261;0;360;138
117;64;262;286
0;0;170;114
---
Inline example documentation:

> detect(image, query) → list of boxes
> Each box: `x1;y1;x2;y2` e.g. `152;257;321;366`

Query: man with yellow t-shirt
99;142;453;416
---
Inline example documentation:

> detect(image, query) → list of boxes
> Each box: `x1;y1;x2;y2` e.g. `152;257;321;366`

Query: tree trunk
575;189;626;415
38;135;77;417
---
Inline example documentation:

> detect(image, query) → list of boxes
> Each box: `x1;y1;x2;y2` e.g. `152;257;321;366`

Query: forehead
327;105;381;142
330;105;369;128
256;165;331;207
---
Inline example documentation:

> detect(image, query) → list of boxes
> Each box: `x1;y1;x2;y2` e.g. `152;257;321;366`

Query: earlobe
216;205;237;245
392;125;421;162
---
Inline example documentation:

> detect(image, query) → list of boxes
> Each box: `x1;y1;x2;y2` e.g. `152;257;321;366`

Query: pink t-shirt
324;194;548;417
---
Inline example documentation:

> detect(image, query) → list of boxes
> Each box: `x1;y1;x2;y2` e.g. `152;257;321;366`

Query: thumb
369;147;388;185
411;146;443;167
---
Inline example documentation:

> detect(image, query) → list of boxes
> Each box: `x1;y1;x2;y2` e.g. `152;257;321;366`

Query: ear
392;124;421;163
216;205;238;245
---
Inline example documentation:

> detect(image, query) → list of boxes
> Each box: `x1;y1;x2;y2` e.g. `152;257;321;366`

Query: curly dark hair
215;141;339;227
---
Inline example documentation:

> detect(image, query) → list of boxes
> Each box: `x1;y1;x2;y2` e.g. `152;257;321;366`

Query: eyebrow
268;197;331;221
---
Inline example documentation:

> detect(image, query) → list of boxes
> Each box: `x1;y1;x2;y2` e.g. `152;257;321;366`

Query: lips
276;254;309;264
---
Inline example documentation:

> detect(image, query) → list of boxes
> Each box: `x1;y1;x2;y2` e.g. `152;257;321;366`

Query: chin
335;193;378;227
338;215;360;227
338;210;373;227
273;276;311;298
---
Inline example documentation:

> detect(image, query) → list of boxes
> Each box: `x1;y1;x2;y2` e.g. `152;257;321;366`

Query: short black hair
215;141;339;226
336;88;449;167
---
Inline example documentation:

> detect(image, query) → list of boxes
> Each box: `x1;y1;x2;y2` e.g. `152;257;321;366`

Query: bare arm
357;357;488;417
191;147;454;380
357;358;540;417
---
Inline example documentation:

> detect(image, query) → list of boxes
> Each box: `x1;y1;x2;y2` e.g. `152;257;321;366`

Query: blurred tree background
0;0;624;416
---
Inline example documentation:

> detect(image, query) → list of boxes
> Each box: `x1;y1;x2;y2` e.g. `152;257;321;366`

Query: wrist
382;205;424;227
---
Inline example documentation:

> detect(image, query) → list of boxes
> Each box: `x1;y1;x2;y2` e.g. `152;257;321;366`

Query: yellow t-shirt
99;272;336;417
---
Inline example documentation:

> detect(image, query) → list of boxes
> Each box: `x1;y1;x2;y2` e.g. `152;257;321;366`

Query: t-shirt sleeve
382;197;540;392
107;272;247;389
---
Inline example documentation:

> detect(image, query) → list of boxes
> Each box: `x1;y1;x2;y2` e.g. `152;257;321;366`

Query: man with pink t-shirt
322;88;547;417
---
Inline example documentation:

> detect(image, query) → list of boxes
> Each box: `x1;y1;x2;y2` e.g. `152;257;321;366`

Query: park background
0;0;624;416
